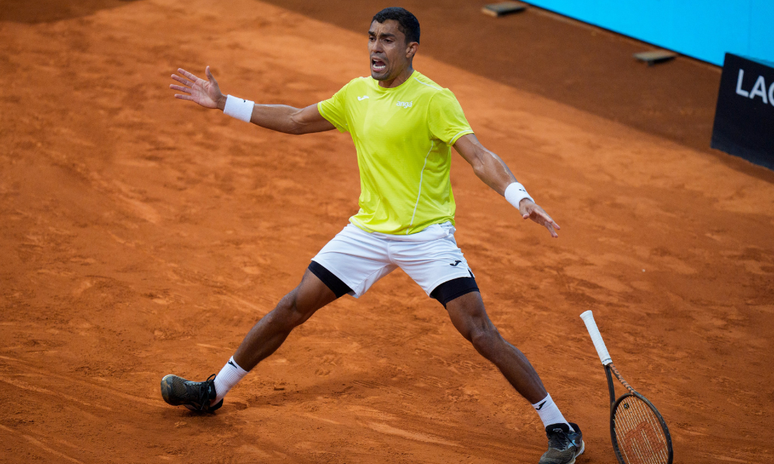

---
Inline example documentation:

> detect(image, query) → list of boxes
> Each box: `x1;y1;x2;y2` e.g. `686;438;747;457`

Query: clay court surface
2;0;774;462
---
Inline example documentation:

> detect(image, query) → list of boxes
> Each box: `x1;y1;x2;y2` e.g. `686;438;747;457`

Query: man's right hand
170;66;226;110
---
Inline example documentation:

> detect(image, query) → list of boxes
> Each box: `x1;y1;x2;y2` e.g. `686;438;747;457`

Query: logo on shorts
450;260;462;267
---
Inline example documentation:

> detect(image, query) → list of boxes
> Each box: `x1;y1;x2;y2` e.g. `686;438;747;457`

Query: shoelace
195;374;217;411
548;428;571;451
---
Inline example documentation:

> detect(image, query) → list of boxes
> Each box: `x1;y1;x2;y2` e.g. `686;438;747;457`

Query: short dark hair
372;7;420;44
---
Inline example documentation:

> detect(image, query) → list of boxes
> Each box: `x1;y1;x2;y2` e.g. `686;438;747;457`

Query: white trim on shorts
311;222;473;298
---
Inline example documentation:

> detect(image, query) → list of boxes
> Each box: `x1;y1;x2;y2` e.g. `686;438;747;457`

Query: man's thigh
444;291;491;340
392;226;474;296
311;224;397;298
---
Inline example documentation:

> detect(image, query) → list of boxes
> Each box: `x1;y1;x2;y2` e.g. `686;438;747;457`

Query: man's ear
406;42;418;60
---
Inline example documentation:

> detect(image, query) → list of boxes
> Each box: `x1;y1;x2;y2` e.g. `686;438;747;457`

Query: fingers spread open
171;75;193;87
169;84;191;93
545;222;559;238
177;68;199;81
537;211;557;227
522;205;561;237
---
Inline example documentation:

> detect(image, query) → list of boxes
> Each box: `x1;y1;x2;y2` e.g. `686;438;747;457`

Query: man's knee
469;322;502;357
272;267;343;328
274;289;313;328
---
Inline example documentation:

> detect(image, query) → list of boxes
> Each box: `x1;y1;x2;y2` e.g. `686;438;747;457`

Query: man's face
368;20;416;81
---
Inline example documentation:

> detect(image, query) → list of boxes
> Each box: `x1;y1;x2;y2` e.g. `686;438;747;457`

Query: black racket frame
605;364;674;464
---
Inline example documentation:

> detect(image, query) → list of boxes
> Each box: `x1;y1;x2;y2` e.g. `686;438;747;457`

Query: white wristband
504;182;534;208
223;95;254;123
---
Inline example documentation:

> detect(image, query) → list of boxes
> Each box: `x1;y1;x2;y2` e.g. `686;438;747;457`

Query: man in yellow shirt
163;7;583;464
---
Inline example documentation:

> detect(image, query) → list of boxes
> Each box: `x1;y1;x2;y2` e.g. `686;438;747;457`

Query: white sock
213;356;249;403
532;393;573;431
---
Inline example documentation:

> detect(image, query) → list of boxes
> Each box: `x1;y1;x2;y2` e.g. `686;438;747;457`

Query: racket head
610;392;673;464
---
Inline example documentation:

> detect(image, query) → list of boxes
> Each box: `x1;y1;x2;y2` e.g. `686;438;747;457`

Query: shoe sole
569;440;585;464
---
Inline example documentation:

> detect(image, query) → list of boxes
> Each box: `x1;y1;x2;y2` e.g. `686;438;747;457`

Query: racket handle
580;310;613;366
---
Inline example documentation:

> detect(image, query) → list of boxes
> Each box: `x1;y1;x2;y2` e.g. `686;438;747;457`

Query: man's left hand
519;199;560;238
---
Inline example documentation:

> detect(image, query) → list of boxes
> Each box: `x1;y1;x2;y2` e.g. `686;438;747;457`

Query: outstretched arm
454;134;560;238
170;67;335;135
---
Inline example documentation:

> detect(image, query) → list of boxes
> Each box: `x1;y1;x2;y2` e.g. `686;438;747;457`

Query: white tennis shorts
311;222;474;298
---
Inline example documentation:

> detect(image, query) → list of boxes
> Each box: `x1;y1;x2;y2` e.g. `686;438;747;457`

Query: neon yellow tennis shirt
318;71;474;235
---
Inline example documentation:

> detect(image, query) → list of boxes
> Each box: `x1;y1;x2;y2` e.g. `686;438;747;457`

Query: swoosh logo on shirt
357;96;369;101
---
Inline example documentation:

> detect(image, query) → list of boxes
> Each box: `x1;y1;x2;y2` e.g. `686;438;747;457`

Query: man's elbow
471;160;487;179
469;149;490;178
287;111;307;135
287;124;304;135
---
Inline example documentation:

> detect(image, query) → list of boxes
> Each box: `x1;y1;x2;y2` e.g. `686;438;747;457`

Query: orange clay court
1;0;773;463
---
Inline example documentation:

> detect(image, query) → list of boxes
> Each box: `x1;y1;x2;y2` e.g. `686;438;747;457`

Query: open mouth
371;58;387;73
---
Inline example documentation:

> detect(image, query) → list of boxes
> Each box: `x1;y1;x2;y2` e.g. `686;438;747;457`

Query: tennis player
162;7;583;464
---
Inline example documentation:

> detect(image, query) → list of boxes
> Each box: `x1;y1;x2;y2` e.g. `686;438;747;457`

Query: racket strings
613;396;670;464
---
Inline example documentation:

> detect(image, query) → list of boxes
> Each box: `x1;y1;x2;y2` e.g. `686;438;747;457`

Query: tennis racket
580;310;673;464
